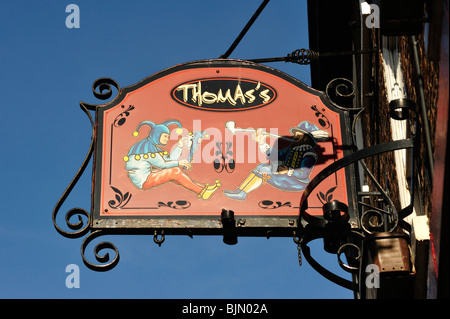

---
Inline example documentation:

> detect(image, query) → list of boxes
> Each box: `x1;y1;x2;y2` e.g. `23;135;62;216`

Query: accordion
283;144;317;169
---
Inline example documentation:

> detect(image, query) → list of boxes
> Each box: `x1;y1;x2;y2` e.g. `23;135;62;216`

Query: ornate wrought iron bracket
51;100;94;239
292;77;419;292
53;66;418;284
52;78;123;271
296;139;415;291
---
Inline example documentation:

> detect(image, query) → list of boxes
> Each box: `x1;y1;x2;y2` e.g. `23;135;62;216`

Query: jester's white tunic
125;146;182;189
124;120;204;195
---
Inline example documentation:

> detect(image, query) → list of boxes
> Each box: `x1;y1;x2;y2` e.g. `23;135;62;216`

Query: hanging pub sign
89;59;356;236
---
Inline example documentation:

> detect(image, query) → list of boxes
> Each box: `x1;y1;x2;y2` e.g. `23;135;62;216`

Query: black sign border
90;59;358;237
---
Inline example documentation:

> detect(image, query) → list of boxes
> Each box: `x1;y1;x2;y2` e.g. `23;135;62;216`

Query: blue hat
128;119;181;155
289;121;328;145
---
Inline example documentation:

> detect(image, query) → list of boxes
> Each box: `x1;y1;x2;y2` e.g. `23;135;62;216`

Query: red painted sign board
92;60;355;235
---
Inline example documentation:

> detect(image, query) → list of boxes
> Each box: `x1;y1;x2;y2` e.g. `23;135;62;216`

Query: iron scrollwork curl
80;78;121;111
325;78;356;109
52;102;93;239
81;230;120;272
337;243;361;273
92;77;120;101
361;209;386;234
53;77;122;270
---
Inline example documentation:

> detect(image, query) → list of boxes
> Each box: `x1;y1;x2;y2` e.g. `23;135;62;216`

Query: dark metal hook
153;230;165;247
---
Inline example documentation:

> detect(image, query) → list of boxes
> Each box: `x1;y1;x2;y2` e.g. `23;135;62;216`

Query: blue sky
0;0;354;299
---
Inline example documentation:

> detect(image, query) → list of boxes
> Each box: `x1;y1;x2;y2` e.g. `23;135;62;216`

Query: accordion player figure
224;121;328;201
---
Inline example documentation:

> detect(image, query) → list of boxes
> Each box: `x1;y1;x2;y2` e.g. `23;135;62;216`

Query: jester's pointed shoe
223;188;247;201
198;180;221;200
223;172;264;201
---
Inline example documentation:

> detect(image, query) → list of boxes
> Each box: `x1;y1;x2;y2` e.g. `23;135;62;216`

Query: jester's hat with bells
289;121;329;146
125;120;182;161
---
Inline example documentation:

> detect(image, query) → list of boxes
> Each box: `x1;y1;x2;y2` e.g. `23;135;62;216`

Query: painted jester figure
124;120;220;200
224;121;328;200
